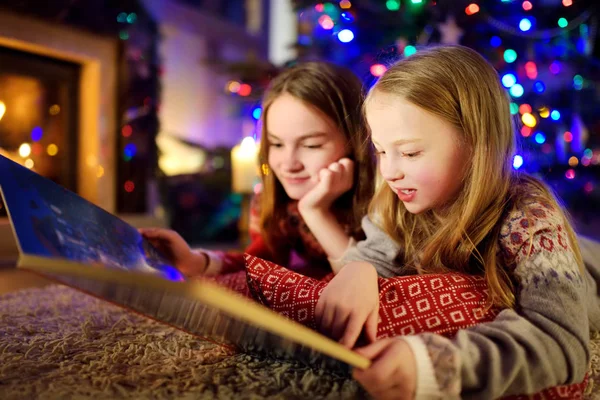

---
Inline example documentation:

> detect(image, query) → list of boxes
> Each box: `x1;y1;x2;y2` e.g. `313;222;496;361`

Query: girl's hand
315;261;379;348
353;338;417;400
139;228;207;276
298;158;354;214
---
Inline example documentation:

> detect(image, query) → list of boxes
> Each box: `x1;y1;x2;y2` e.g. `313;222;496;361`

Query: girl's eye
402;151;421;158
304;144;323;149
269;143;283;148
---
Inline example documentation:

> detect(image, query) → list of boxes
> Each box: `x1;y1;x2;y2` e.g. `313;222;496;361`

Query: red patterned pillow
245;255;329;328
244;254;590;399
205;270;251;298
244;254;498;338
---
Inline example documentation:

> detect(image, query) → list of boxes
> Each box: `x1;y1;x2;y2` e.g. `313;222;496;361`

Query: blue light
550;110;561;120
124;143;137;158
31;126;43;142
490;36;502;48
341;12;354;22
513;155;524;169
502;73;517;88
519;18;532;32
509;84;524;98
337;29;354;43
534;133;546;144
252;107;262;120
161;265;186;281
298;35;311;46
533;81;545;93
581;24;589;36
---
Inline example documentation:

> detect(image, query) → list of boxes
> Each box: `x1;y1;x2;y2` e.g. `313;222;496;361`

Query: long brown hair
366;45;582;308
258;62;375;265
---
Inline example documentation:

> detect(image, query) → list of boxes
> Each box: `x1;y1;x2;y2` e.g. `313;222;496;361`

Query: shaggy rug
0;285;361;399
0;284;599;399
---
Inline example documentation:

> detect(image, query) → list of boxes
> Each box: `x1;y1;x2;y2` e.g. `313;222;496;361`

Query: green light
119;31;129;40
573;75;584;85
323;2;337;13
404;45;417;57
116;12;128;23
558;18;568;28
411;0;423;3
504;49;517;63
510;103;519;115
386;0;400;11
127;13;137;24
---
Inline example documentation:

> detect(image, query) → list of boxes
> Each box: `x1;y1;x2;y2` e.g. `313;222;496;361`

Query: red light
124;180;135;193
518;104;532;114
563;0;573;6
565;169;575;179
122;125;133;137
238;84;252;97
32;143;43;156
520;126;532;137
522;1;532;11
525;61;538;79
465;4;480;15
563;131;573;142
370;64;388;77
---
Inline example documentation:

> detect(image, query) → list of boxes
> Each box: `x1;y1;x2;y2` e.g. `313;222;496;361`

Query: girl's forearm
299;208;350;272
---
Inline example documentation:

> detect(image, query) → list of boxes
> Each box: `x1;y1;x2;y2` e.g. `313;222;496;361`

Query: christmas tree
288;0;600;230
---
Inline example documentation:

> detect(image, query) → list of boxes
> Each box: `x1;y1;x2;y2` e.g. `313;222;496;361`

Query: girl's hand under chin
298;157;354;214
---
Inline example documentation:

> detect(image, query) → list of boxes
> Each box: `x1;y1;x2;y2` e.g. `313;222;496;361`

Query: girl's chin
284;190;307;201
282;186;313;201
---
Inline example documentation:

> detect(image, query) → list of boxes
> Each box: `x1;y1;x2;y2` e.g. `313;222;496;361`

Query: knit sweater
202;194;335;279
340;197;600;399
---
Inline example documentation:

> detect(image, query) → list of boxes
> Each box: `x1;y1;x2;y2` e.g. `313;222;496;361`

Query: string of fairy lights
224;0;599;198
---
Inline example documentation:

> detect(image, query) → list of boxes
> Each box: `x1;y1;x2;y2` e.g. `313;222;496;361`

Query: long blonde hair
258;62;375;265
366;45;582;308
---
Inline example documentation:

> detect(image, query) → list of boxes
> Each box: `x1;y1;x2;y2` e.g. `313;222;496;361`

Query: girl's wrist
180;251;209;277
342;260;377;277
196;251;210;274
298;204;333;220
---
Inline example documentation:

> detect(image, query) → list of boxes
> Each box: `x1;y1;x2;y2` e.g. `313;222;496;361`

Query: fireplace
0;46;80;218
0;9;121;259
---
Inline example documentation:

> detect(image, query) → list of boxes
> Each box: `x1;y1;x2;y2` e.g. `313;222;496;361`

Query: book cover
0;154;369;372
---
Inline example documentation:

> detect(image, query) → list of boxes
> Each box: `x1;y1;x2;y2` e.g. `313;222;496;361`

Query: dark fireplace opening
0;46;80;217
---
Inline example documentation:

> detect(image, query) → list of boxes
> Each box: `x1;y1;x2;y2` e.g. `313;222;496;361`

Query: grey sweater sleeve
410;206;591;399
342;212;593;398
340;216;405;278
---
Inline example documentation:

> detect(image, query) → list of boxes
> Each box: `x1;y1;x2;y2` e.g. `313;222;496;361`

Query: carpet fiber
0;285;361;399
1;284;599;399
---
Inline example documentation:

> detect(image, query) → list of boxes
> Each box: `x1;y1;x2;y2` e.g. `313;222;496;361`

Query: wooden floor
0;266;53;295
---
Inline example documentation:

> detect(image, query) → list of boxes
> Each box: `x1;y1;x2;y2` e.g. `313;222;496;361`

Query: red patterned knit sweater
202;194;337;279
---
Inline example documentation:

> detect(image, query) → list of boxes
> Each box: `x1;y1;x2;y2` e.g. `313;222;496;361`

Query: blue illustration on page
0;155;185;282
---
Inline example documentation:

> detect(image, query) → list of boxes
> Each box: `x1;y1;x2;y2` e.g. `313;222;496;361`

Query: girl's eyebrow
392;138;422;146
372;138;422;147
267;132;329;141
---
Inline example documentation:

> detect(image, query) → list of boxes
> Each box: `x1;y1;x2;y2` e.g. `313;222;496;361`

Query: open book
0;154;369;372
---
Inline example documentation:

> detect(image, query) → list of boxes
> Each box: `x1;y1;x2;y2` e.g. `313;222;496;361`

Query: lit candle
0;101;6;121
231;137;259;193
